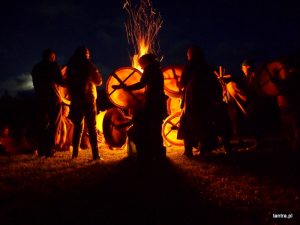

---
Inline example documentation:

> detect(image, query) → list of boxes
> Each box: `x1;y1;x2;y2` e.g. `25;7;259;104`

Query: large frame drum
106;67;145;109
96;108;129;148
162;111;184;146
166;97;181;115
163;65;183;98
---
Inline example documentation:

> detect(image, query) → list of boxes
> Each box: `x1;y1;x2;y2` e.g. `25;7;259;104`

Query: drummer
112;53;167;162
234;59;271;148
226;59;254;144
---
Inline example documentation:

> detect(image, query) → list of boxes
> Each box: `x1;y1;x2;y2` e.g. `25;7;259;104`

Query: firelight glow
123;0;162;71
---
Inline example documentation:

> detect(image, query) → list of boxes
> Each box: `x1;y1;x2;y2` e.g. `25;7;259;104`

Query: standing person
112;53;167;162
178;46;221;157
240;59;269;148
31;49;64;157
66;47;102;160
225;60;253;145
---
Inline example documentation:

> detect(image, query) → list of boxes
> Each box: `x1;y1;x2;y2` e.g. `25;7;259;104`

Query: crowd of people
1;45;299;161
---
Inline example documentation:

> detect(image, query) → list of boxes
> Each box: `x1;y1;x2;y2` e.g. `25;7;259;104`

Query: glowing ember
123;0;163;70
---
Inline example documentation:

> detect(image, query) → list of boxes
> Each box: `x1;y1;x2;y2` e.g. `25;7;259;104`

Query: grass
0;142;299;225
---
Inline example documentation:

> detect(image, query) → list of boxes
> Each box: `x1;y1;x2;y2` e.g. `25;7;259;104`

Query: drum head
106;67;145;109
163;65;183;98
256;61;288;96
166;97;181;115
102;108;128;148
162;111;184;146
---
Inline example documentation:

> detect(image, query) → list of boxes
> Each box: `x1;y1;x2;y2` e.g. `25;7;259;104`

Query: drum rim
106;66;143;109
162;65;183;98
102;108;128;148
162;111;184;146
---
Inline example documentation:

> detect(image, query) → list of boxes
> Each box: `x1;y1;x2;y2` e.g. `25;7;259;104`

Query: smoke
0;73;33;96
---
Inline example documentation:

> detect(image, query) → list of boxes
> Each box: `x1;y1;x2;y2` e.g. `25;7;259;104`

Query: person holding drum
112;53;167;162
66;47;103;160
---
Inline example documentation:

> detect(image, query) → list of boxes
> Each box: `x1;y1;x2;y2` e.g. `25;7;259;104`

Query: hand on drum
112;84;129;91
112;84;122;90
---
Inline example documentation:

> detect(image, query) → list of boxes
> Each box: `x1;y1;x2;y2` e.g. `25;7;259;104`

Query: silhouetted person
225;60;253;145
31;49;64;157
178;46;221;157
112;53;167;162
0;125;15;154
240;59;271;147
66;47;102;160
268;57;300;151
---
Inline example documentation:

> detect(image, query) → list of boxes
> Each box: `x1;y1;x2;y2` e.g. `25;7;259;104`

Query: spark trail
123;0;163;70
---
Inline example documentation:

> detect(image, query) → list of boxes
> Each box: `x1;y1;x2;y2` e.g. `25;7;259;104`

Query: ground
0;140;299;225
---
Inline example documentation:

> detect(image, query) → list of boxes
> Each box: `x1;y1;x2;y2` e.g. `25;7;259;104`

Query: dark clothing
126;61;167;161
67;59;102;159
32;61;64;103
178;60;222;153
31;60;64;156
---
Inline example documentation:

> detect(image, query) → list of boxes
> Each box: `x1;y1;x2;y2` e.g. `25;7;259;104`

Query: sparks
123;0;163;70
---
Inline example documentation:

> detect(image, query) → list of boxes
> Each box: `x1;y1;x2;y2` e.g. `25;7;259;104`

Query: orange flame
124;0;162;71
132;38;149;71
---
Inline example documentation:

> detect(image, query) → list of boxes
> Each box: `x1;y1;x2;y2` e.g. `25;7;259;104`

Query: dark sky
1;0;300;95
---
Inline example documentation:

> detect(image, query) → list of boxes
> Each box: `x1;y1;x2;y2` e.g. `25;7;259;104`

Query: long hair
68;47;90;67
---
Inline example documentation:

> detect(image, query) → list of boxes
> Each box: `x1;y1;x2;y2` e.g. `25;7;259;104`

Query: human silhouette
66;47;103;160
31;49;64;157
178;46;221;157
112;53;167;162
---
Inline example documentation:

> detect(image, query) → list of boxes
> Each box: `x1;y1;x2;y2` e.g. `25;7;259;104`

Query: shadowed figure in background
178;46;222;157
31;49;64;157
112;53;167;162
266;56;300;152
55;105;74;152
225;59;255;145
239;59;272;148
66;47;103;160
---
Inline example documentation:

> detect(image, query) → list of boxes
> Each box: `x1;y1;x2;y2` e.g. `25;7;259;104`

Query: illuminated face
242;65;251;76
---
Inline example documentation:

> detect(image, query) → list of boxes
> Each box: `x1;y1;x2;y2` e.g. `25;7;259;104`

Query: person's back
67;48;102;105
140;59;166;118
66;47;103;160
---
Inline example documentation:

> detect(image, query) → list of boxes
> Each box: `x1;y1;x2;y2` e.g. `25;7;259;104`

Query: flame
132;38;149;70
124;0;162;70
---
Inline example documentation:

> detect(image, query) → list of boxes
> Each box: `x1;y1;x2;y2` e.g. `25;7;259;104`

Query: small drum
106;67;145;109
162;111;184;146
163;65;183;98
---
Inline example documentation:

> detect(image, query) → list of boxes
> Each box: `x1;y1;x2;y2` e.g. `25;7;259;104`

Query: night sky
1;0;300;95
